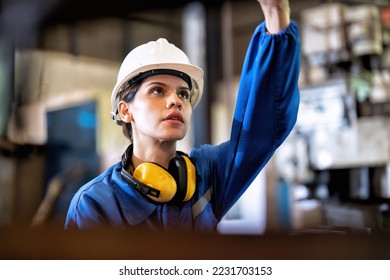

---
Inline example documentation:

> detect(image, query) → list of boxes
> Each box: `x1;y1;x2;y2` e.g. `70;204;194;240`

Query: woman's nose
166;92;182;110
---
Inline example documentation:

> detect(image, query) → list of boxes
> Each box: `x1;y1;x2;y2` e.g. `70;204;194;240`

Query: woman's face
128;74;193;144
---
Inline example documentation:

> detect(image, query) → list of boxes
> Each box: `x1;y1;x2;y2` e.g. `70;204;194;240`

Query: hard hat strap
127;69;192;90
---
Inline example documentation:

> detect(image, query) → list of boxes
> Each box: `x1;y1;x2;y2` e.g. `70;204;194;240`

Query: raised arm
206;0;300;219
258;0;290;33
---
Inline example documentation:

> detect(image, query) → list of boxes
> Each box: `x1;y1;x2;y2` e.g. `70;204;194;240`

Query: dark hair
117;80;143;141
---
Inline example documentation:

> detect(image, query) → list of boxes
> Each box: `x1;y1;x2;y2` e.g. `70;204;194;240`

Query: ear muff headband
120;145;196;203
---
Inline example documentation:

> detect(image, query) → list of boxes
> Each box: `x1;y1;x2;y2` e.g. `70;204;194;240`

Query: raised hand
257;0;290;33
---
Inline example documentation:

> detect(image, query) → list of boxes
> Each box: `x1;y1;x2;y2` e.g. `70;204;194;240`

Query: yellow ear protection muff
120;145;196;203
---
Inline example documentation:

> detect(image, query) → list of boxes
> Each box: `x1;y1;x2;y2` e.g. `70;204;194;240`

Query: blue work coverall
65;20;301;232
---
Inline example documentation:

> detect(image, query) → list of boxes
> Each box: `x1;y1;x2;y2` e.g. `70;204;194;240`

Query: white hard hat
111;38;204;119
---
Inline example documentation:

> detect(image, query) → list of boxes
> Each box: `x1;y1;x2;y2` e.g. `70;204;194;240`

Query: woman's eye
179;90;191;101
151;88;163;95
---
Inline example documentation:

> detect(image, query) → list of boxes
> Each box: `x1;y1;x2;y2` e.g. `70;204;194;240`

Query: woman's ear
118;101;133;123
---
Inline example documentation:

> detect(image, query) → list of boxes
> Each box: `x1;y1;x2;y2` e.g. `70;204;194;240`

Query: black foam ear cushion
168;156;188;203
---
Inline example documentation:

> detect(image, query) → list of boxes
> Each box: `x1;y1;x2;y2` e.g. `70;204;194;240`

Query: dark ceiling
45;0;208;23
2;0;386;48
1;0;245;47
2;0;388;29
2;0;238;25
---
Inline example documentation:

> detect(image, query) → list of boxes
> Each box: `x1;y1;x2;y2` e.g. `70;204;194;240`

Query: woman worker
65;0;300;231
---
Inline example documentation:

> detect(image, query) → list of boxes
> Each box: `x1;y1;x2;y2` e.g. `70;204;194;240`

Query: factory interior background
0;0;390;243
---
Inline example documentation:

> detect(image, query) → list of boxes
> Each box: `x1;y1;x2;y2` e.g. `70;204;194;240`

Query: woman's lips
164;112;183;124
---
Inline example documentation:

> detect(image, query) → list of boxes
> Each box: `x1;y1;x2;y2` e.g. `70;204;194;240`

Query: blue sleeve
211;20;301;219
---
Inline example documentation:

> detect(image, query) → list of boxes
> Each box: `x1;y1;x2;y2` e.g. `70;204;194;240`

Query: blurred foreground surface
1;226;390;260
